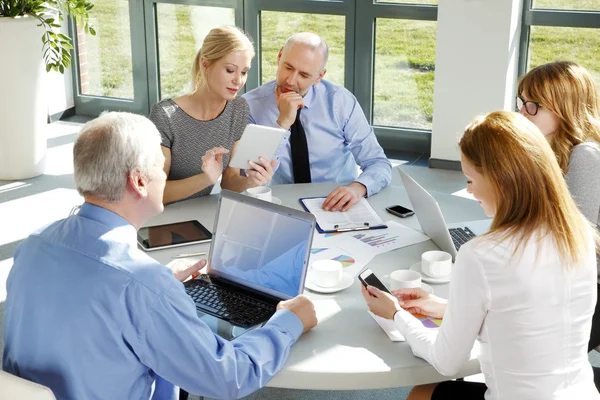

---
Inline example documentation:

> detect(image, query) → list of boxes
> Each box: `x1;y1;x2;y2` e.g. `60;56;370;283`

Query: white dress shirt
394;231;599;400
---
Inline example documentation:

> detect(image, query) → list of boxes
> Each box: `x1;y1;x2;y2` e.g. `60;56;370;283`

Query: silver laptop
184;190;316;340
398;168;491;260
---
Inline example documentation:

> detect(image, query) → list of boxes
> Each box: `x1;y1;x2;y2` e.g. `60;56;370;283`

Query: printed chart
308;244;371;277
353;232;400;248
413;313;443;329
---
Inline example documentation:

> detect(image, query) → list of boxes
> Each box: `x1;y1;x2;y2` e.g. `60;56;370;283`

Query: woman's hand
245;157;278;187
360;284;402;320
202;147;229;185
393;288;447;319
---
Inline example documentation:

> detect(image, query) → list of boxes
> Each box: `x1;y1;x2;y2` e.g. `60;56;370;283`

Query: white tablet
228;124;286;170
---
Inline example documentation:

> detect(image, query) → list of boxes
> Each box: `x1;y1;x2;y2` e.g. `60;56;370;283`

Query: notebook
398;168;491;260
184;190;316;340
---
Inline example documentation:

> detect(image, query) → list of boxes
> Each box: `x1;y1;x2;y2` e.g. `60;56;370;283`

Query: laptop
398;168;491;260
184;190;316;340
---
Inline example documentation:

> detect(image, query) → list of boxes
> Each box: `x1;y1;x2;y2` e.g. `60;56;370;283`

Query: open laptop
398;168;491;260
184;190;316;340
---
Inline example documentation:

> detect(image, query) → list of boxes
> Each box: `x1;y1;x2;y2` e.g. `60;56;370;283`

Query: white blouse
394;232;599;400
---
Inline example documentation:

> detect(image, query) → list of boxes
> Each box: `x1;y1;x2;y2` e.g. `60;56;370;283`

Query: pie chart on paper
332;254;355;268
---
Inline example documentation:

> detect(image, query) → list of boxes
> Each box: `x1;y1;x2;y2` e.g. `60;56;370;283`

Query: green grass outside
82;1;600;129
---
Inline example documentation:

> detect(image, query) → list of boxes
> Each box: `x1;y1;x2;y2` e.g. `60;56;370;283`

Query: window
79;0;133;98
259;11;345;86
520;0;600;85
156;4;235;99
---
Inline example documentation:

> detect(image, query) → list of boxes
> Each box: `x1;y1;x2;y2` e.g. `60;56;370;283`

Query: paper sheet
369;311;442;342
329;220;430;256
309;234;373;277
301;197;385;232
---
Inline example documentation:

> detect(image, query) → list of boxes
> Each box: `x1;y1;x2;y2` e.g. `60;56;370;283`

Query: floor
1;119;598;399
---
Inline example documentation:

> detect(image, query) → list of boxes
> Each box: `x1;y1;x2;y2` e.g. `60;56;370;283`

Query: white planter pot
0;16;47;180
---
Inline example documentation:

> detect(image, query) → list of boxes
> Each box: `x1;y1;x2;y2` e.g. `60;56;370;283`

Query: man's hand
322;182;367;212
202;147;229;184
392;288;447;319
360;284;401;320
169;259;206;282
277;294;317;333
245;157;278;186
275;87;304;130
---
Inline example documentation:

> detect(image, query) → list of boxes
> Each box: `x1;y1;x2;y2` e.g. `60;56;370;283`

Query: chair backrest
0;370;56;400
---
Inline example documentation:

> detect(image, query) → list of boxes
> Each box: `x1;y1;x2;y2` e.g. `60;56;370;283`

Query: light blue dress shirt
3;203;304;400
243;80;392;197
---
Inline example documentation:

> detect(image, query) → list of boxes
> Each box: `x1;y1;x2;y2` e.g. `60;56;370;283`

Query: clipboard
299;197;388;233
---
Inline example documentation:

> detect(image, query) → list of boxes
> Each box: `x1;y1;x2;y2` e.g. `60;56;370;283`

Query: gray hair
282;32;329;70
73;112;163;202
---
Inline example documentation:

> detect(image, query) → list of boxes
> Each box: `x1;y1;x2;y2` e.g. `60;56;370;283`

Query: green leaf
46;64;52;73
89;27;96;36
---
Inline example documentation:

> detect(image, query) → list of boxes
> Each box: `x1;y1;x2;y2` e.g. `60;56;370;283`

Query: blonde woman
362;111;600;399
149;26;276;204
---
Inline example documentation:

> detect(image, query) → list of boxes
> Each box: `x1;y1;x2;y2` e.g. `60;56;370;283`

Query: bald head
282;32;329;70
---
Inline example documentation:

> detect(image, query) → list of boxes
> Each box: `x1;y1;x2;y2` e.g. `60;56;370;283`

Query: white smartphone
358;268;392;294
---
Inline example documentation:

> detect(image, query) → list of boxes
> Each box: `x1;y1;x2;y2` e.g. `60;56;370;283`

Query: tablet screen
138;220;212;250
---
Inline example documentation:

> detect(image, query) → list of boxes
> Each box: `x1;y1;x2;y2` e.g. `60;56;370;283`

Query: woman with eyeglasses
517;61;600;375
361;111;600;400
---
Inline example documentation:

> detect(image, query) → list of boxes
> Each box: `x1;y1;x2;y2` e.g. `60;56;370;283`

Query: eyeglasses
516;96;541;116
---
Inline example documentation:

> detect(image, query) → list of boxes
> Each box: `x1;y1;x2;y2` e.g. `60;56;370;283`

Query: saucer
409;262;451;284
304;271;354;294
421;282;434;294
270;196;282;205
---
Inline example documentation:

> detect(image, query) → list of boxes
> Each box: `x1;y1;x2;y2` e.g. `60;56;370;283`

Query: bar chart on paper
353;232;400;248
330;220;430;256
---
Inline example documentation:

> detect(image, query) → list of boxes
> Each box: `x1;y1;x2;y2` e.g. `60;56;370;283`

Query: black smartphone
358;268;392;294
385;204;415;218
137;220;212;251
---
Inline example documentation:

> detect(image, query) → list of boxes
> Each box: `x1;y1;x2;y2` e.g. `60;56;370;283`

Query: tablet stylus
172;252;207;258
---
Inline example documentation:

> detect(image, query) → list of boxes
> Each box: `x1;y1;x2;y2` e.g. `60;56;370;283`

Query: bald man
243;32;391;212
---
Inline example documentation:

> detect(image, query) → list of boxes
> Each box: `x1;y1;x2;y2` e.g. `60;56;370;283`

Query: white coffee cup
244;186;272;202
421;250;452;278
389;270;422;291
311;260;343;288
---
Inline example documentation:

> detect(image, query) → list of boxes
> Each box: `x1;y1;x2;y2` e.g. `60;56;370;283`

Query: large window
520;0;600;85
72;0;437;153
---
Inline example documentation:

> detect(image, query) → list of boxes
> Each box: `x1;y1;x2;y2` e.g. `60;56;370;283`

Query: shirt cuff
393;308;421;335
354;176;373;197
265;309;304;341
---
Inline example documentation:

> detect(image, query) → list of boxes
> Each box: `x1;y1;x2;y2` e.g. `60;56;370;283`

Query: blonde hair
459;111;598;265
191;26;254;92
518;61;600;174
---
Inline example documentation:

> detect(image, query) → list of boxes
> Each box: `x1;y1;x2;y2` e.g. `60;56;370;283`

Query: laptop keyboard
185;277;276;328
448;227;476;250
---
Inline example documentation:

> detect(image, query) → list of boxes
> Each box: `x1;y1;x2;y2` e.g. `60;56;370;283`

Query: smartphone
358;268;392;294
385;204;415;218
137;220;212;251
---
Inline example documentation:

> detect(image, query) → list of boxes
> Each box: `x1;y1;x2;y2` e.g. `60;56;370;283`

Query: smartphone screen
137;220;212;251
359;269;392;294
386;204;414;218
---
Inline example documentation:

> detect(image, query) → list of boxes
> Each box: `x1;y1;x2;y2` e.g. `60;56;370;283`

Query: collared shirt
243;80;392;197
3;203;303;400
393;232;599;400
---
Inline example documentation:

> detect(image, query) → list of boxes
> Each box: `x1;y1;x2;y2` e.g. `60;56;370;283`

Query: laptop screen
208;193;315;299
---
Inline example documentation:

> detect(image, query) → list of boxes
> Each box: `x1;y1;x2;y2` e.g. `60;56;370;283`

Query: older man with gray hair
3;112;316;400
244;32;392;212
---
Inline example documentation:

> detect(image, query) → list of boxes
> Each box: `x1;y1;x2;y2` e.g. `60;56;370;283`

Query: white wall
430;0;524;162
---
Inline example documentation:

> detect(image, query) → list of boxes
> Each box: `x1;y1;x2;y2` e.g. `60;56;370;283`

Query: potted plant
0;1;95;180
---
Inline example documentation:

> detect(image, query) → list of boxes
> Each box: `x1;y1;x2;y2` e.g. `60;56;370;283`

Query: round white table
145;181;485;390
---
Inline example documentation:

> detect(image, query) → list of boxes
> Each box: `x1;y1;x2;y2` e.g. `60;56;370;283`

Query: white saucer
270;196;282;205
304;271;354;294
409;262;451;284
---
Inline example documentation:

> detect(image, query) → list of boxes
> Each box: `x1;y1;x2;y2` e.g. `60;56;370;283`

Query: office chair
0;370;56;400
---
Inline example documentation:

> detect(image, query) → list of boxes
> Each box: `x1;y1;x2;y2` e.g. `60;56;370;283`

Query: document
300;197;386;233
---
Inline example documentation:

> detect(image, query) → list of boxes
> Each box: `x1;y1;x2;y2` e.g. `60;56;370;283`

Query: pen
172;252;207;258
